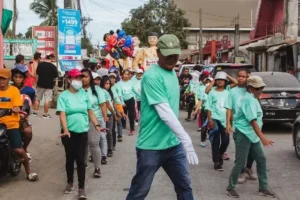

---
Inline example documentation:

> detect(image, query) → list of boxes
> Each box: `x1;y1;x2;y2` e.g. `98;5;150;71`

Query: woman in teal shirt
57;69;106;199
226;75;275;198
118;70;140;135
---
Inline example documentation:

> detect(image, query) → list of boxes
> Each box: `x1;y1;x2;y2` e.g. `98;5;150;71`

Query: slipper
27;173;38;182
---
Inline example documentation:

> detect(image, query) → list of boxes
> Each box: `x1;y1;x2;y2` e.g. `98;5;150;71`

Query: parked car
252;72;300;123
202;63;256;77
293;116;300;159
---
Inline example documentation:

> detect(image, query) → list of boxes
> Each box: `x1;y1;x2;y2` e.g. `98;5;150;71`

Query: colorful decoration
103;30;135;59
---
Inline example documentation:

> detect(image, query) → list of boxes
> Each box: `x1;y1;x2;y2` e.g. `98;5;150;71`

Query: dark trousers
209;120;230;164
122;97;135;131
112;117;117;147
61;131;87;189
200;111;208;142
187;102;195;119
126;144;194;200
136;101;141;122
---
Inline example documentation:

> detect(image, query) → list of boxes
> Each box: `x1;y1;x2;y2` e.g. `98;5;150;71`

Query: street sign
3;39;37;60
58;9;81;60
32;26;57;59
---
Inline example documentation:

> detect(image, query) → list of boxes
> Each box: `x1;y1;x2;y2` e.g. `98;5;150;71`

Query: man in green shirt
126;34;198;200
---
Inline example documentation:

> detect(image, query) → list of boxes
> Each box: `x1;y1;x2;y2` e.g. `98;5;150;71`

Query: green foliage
30;0;58;26
81;38;94;56
25;27;33;39
121;0;190;48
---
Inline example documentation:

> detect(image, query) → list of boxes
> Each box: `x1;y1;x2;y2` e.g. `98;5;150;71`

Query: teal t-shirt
196;83;208;110
234;92;262;143
224;86;247;128
57;89;92;133
206;88;229;127
111;83;123;104
189;80;199;93
119;80;139;101
86;86;106;121
102;89;113;115
137;64;181;150
133;78;142;101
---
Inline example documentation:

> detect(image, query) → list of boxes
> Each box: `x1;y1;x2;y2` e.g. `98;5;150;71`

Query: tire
294;125;300;160
8;152;21;177
0;146;10;178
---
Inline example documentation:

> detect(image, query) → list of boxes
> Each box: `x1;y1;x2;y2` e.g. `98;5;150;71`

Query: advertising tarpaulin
59;60;83;71
58;9;81;60
32;26;56;59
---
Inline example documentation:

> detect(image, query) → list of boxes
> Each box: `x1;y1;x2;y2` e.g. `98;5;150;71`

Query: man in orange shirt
0;69;38;181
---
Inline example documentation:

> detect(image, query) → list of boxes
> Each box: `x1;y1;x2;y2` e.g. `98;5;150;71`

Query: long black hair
81;68;98;100
100;75;114;100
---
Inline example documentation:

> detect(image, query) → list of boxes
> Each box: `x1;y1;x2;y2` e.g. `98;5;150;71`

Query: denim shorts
7;128;22;149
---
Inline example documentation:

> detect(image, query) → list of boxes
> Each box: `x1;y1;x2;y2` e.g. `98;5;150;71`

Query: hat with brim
109;73;117;78
0;69;11;79
68;68;83;78
247;75;266;88
92;72;101;80
136;69;143;74
158;34;181;56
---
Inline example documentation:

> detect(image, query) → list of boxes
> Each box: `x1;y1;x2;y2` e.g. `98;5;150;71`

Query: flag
2;0;13;35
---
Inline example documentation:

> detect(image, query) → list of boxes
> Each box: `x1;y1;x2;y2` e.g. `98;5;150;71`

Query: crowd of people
0;33;276;200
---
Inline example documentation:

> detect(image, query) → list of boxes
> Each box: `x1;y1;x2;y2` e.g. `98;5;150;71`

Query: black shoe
219;156;224;166
185;118;191;121
258;189;276;198
226;189;240;198
107;149;113;157
118;136;123;142
101;156;107;165
214;163;224;171
93;168;101;178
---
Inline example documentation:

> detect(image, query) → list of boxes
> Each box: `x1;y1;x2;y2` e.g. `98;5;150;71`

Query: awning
59;60;83;71
267;44;286;52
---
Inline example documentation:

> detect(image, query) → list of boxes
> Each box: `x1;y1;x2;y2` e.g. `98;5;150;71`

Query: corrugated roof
173;0;259;28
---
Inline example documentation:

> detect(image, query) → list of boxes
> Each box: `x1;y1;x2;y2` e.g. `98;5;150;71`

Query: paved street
0;109;299;200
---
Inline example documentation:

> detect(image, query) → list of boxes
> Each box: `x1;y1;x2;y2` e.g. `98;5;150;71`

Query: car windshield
261;74;300;88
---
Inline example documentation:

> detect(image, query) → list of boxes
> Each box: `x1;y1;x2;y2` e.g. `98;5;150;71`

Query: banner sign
3;39;37;60
58;9;81;60
59;60;83;71
32;26;56;60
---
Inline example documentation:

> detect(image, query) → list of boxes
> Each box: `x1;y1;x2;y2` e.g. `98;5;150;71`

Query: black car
252;72;300;123
202;63;256;77
293;116;300;159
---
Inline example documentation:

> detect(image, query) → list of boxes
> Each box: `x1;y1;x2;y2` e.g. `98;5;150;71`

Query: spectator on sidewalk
32;53;58;119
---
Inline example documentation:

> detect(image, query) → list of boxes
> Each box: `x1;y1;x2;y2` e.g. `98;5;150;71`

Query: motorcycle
0;109;22;179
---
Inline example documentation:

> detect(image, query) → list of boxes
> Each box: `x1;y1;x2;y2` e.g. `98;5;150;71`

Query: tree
4;29;13;38
81;38;94;56
121;0;190;48
30;0;58;26
25;27;33;39
16;33;24;39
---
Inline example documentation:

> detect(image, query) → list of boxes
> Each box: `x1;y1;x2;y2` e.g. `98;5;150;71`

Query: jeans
106;114;113;150
126;144;194;200
122;97;136;131
241;154;255;173
227;129;268;191
99;119;107;157
113;116;123;139
200;111;208;142
85;122;102;169
61;131;87;189
209;119;230;164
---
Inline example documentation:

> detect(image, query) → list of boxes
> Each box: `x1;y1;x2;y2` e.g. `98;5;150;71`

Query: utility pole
234;14;240;57
64;0;77;9
199;8;203;64
81;17;93;39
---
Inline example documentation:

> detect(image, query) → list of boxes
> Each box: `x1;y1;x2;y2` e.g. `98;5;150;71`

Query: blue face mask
71;80;82;90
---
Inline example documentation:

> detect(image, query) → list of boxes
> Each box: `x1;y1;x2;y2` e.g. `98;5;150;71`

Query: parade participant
100;76;118;157
33;53;58;119
11;65;35;160
207;71;230;171
0;68;38;182
89;58;99;72
133;69;143;124
225;69;257;184
119;70;140;135
192;71;210;147
81;69;107;177
129;69;136;81
97;60;109;77
126;34;198;200
185;71;199;121
57;69;106;199
110;72;124;142
226;75;275;198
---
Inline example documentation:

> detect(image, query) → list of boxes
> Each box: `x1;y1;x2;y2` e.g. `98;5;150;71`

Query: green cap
89;57;98;64
158;34;181;56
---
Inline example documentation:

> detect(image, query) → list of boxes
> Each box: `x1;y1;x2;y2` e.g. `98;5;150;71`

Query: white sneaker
135;122;139;126
200;142;206;147
238;173;247;184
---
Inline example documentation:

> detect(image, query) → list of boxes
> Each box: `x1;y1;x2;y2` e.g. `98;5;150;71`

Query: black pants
112;117;117;147
186;95;195;119
210;120;230;164
61;131;87;189
135;101;141;122
241;154;255;173
200;111;208;142
122;97;135;131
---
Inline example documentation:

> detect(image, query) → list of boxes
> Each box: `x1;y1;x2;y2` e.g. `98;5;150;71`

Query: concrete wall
186;31;251;50
286;0;298;37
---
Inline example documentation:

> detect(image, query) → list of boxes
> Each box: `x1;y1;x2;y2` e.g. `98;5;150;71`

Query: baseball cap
247;75;266;88
158;34;181;56
109;73;117;78
68;68;83;78
92;72;101;79
89;58;98;64
201;71;210;77
0;69;11;79
136;69;143;74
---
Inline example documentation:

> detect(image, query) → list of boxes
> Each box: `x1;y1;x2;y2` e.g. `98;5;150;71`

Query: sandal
27;173;38;182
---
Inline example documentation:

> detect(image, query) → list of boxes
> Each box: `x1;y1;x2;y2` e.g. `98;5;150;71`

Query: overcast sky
17;0;146;45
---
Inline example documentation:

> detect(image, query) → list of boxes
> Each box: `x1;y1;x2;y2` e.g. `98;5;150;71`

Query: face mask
71;80;83;90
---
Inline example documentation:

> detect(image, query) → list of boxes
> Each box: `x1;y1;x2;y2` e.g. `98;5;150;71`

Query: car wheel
294;125;300;159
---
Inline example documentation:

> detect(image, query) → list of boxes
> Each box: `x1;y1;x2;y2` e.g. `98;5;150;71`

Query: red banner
32;26;57;60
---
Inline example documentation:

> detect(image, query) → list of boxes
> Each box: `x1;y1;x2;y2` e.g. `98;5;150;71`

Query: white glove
154;103;199;165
